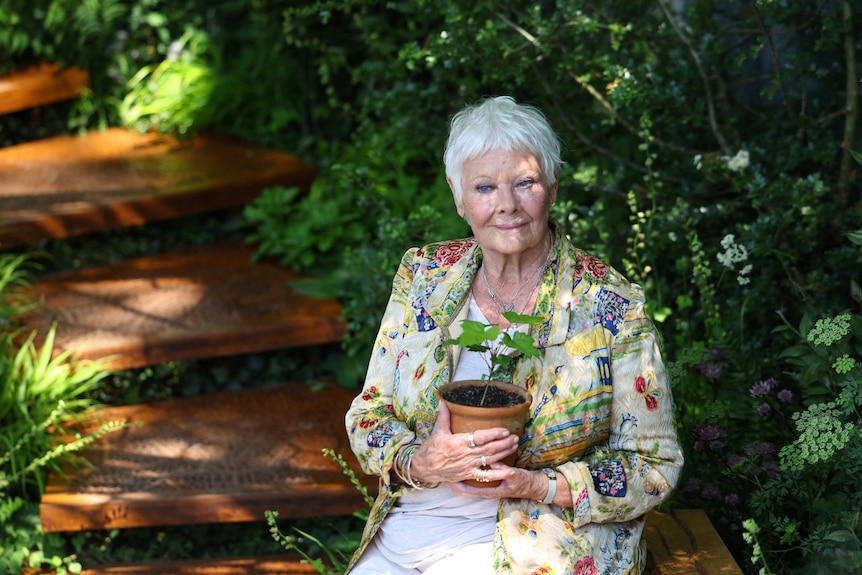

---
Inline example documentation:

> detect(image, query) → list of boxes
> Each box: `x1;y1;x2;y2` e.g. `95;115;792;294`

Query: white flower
167;40;183;61
726;149;750;172
717;234;754;285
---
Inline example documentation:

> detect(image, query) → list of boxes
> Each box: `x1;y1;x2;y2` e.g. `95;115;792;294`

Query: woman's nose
496;185;519;212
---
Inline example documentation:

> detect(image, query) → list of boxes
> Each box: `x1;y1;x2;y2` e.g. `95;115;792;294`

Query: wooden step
17;240;346;371
0;127;314;249
645;508;743;575
78;554;320;575
40;380;373;532
0;63;90;115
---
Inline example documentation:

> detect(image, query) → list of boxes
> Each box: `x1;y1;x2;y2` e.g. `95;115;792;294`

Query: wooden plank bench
41;380;374;532
0;64;315;249
16;240;346;371
645;508;743;575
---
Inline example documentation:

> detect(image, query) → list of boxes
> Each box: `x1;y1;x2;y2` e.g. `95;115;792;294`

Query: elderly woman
345;96;683;575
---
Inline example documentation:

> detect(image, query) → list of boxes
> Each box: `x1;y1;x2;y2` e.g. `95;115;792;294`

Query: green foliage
443;312;543;382
266;449;371;575
2;0;861;572
2;500;82;575
241;151;465;385
243;184;374;271
119;27;220;135
738;310;862;574
778;402;858;472
0;255;126;574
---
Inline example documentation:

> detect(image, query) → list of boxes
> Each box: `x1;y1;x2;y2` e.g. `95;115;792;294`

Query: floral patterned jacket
345;225;683;575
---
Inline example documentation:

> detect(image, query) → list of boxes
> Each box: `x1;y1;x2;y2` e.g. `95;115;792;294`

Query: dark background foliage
2;0;861;573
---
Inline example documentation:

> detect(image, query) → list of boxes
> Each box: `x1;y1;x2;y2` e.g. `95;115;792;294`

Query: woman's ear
448;177;466;218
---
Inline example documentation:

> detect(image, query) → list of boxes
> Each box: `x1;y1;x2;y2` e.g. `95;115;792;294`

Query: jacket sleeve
556;288;684;527
344;248;420;486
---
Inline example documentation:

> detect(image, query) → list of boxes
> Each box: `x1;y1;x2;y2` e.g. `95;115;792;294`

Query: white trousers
349;539;493;575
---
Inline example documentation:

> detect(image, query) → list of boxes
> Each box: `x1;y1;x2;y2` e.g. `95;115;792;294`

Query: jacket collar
424;221;573;350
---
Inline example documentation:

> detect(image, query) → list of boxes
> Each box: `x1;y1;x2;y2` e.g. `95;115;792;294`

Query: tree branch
494;9;699;158
838;0;858;204
750;1;793;119
657;0;733;155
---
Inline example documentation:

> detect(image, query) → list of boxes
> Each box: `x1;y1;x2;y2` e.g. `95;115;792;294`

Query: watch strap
540;467;557;504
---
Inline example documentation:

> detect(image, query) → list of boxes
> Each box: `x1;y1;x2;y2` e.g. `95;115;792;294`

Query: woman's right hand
408;401;520;486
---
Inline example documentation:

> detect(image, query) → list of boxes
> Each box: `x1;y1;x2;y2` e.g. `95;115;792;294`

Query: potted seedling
438;311;542;487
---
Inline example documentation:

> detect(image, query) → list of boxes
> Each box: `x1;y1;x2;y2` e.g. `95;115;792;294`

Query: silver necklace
481;234;553;314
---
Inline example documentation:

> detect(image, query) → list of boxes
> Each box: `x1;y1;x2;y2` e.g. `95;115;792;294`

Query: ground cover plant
0;254;127;574
2;1;861;573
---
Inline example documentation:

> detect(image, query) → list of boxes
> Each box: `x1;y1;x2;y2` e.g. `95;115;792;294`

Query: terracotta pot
436;379;532;487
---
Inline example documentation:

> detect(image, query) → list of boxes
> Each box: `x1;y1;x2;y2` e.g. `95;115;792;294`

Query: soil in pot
441;384;526;408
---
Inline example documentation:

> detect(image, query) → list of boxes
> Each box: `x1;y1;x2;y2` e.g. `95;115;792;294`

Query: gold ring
477;469;490;483
467;431;476;448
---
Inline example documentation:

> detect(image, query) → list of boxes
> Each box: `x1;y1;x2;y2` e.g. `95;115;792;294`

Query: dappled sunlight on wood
41;382;374;532
17;241;346;370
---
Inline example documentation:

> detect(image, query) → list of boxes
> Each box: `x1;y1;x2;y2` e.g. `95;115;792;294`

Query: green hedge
2;1;861;573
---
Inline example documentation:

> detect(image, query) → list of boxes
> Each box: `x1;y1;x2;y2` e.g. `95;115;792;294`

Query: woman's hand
448;466;557;503
410;403;574;506
409;401;519;485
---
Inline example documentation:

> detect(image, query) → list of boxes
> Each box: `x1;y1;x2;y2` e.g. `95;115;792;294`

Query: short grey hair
443;96;562;201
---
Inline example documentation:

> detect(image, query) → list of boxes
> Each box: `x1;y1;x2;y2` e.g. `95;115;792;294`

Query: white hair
443;96;562;201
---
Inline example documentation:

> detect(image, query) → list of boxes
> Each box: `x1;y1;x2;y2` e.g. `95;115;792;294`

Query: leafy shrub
740;311;862;575
241;141;466;384
2;1;861;572
0;255;124;574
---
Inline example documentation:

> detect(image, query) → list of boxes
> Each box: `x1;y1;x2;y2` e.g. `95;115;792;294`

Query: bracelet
394;444;439;490
539;468;557;504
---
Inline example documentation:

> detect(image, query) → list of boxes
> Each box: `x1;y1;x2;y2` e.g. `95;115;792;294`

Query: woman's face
450;148;556;259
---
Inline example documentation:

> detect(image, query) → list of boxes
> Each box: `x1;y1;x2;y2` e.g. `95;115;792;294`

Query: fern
265;449;371;574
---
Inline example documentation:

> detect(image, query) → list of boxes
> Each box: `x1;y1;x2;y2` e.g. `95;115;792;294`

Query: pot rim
436;379;532;407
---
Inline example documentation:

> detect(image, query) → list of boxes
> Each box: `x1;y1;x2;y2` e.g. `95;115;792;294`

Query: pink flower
576;253;608;281
726;454;744;469
750;377;778;398
700;486;718;500
434;241;470;266
574;555;599;575
696;348;727;380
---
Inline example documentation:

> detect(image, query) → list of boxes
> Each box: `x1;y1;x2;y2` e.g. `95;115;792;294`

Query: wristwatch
540;468;557;504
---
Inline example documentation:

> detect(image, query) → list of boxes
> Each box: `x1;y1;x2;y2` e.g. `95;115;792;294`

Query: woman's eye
516;179;536;190
476;184;495;194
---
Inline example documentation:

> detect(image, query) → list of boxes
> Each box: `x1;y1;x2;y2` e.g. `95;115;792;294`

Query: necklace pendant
501;302;515;313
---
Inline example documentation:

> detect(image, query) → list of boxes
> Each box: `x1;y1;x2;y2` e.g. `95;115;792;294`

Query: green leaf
825;529;856;543
503;331;542;358
501;311;543;325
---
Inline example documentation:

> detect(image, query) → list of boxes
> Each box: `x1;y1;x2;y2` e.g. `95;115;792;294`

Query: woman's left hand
448;465;548;502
